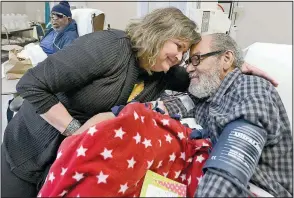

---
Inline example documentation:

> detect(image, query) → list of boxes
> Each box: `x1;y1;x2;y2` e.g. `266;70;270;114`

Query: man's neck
53;23;70;33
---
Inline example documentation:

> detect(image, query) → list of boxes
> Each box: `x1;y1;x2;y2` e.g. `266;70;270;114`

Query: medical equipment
185;2;232;34
204;119;267;184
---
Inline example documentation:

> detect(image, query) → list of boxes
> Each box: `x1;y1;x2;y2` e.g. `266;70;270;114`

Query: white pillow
243;42;292;128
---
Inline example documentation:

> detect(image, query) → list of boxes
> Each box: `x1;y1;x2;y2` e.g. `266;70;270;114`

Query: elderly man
40;1;78;55
163;33;292;197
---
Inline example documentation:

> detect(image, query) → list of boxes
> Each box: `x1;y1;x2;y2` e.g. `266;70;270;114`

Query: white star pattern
163;172;169;177
165;134;173;143
76;195;80;198
177;132;185;140
61;167;68;176
147;160;154;169
180;174;186;182
87;126;98;136
203;142;210;147
37;193;42;197
142;138;152;148
118;183;129;194
161;119;169;126
114;127;126;139
187;158;193;163
169;152;176;162
174;170;181;179
72;172;84;182
59;190;67;196
197;175;203;184
56;151;62;160
152;119;157;126
127;157;136;169
156;160;163;169
48;172;55;183
180;152;185;160
76;145;87;157
134;111;139;120
158;140;162;147
141;116;145;123
100;148;113;160
97;171;109;184
133;133;141;144
195;154;205;163
187;175;192;185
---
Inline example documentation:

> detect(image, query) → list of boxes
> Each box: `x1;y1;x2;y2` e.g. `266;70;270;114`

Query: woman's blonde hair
126;7;201;73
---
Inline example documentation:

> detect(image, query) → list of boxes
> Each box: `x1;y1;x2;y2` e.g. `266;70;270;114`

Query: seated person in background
7;1;79;119
40;1;78;55
163;33;293;197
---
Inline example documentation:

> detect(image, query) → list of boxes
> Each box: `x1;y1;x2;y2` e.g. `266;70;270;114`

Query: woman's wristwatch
62;118;82;136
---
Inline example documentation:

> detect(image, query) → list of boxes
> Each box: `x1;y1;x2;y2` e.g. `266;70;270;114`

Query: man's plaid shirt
163;68;293;197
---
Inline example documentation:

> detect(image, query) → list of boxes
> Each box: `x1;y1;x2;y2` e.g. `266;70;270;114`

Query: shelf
1;27;33;35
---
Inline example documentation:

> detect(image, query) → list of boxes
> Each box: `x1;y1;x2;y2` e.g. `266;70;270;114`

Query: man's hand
72;112;115;136
241;62;279;87
149;101;169;115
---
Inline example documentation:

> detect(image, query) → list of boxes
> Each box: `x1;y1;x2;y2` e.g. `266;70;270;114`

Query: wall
25;2;45;21
2;1;44;21
2;1;292;45
234;1;292;48
86;1;138;30
1;1;27;15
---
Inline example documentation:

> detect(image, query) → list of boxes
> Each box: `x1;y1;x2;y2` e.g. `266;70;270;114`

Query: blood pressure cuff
203;119;267;185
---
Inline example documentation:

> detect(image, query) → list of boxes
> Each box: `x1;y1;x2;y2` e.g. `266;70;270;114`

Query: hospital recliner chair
243;42;292;128
8;8;106;120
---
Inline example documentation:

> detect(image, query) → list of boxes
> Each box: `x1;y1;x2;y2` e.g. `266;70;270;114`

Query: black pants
1;146;38;197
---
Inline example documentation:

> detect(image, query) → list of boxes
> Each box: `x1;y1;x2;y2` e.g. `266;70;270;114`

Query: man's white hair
209;33;244;68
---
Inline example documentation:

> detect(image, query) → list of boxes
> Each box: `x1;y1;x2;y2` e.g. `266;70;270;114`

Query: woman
1;7;276;197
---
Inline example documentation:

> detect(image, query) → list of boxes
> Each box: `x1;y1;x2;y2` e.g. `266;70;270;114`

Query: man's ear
222;50;234;71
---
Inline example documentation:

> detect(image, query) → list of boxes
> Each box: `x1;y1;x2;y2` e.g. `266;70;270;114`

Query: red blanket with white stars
38;102;211;197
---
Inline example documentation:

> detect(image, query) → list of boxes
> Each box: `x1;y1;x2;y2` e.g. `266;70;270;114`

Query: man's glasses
50;12;66;19
185;50;224;67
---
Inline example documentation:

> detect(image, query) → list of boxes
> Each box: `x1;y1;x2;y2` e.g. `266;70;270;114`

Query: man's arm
195;171;248;196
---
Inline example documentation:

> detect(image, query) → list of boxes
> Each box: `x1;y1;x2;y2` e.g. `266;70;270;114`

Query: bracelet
62;118;82;136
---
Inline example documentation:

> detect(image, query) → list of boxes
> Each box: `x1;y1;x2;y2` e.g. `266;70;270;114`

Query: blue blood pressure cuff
203;119;267;185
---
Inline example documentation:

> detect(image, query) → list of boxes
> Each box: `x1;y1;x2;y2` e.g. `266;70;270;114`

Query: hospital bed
243;42;292;128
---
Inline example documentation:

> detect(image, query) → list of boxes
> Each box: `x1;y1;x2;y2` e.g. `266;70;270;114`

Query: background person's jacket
40;19;78;55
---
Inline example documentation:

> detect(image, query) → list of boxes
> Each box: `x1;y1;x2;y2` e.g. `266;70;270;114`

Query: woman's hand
241;62;279;87
72;112;115;136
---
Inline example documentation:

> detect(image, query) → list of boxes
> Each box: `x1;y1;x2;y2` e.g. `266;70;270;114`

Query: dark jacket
40;20;78;54
3;29;190;187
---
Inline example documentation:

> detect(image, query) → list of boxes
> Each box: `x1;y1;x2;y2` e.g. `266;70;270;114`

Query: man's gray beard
188;66;222;99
